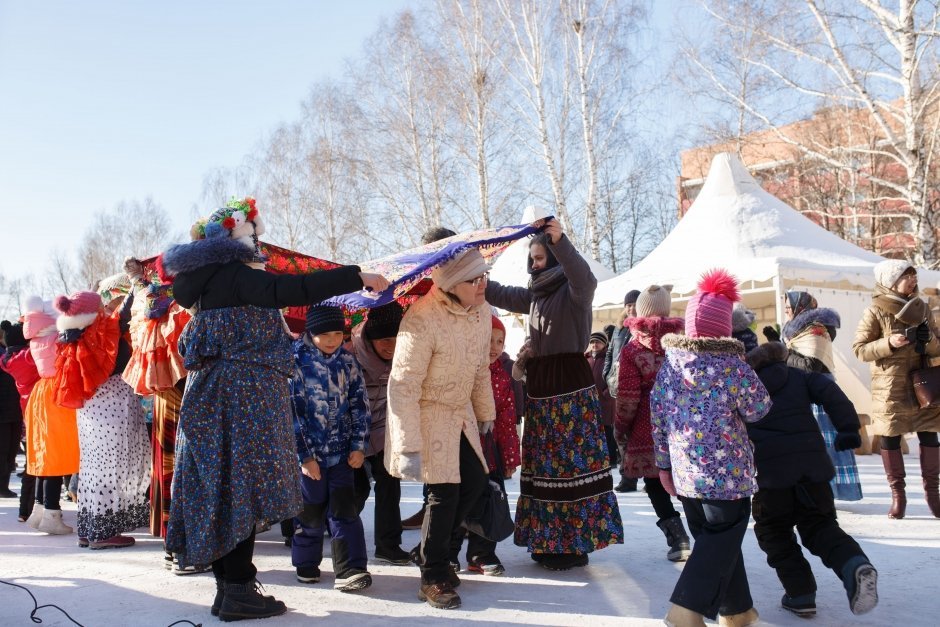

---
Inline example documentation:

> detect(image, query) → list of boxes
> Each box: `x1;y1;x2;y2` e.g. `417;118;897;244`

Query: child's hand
504;471;515;480
301;459;321;480
348;450;365;469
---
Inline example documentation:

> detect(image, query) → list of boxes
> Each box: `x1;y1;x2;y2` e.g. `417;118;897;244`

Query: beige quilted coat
384;287;495;484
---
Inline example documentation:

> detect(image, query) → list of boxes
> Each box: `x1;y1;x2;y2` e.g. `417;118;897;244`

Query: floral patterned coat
651;334;771;500
616;316;684;478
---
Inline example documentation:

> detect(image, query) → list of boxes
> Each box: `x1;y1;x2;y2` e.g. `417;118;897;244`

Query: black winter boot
657;516;691;562
211;574;224;616
218;580;287;622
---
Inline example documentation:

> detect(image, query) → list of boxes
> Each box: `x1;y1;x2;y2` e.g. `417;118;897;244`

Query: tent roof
594;152;931;307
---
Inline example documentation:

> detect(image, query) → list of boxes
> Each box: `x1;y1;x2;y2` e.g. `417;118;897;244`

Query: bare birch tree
686;0;940;265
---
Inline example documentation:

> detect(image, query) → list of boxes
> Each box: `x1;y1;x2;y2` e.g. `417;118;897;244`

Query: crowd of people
2;197;937;625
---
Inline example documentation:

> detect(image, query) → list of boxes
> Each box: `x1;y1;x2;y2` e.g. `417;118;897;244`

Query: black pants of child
0;421;19;494
752;481;865;598
450;474;505;564
672;497;752;619
645;475;681;521
365;452;403;552
211;529;257;584
420;434;487;585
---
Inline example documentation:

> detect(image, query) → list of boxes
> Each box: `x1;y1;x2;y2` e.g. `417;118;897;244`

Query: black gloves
762;325;780;342
834;432;862;452
58;328;85;344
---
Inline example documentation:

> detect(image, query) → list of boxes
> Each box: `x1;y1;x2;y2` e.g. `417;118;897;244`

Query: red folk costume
488;359;521;475
616;315;684;479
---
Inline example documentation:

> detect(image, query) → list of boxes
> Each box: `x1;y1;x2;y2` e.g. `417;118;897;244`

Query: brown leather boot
418;582;461;609
920;445;940;518
881;448;907;519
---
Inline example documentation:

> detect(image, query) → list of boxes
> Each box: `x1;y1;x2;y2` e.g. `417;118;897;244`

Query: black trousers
366;452;403;551
450;474;504;563
0;421;19;492
211;529;257;584
752;481;865;598
645;476;681;521
672;497;752;619
420;434;487;584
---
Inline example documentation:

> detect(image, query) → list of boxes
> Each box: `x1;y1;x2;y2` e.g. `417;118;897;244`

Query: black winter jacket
745;342;860;489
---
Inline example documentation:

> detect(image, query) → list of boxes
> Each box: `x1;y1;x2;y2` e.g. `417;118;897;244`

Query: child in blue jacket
290;305;372;592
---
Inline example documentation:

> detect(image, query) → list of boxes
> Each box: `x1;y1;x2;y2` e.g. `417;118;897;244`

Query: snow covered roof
490;206;615;288
594;152;930;307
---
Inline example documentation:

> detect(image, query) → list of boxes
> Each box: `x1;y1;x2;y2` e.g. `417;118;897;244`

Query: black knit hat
1;320;26;347
365;302;404;340
305;305;346;336
624;289;641;306
589;331;608;346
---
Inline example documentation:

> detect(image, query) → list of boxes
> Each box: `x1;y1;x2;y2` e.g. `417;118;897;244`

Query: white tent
593;152;940;416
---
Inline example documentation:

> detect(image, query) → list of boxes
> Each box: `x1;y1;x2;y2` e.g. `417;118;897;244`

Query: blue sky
0;0;415;279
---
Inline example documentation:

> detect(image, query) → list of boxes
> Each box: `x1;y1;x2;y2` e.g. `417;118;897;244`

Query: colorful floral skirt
150;386;182;538
76;375;150;542
515;353;623;554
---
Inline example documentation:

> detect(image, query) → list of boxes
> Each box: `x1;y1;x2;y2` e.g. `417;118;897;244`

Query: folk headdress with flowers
190;196;260;240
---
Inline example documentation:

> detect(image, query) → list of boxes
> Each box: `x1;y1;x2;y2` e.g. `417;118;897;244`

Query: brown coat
384;287;495;484
853;297;940;436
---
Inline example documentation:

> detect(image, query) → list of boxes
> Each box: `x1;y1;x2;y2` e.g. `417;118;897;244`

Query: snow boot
718;608;759;626
657;516;691;562
919;444;940;517
614;476;638;493
25;503;44;529
881;448;907;519
781;592;816;617
36;509;73;535
218;579;287;622
211;574;224;617
663;603;706;627
842;557;878;615
418;581;461;609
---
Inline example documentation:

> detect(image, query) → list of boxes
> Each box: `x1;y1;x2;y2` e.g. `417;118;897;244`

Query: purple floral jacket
651;334;771;500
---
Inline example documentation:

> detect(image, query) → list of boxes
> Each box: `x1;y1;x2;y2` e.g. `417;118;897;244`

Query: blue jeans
292;460;367;575
671;497;753;619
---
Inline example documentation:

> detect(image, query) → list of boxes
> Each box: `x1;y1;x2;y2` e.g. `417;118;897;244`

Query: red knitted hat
491;315;505;334
54;291;102;317
685;269;740;338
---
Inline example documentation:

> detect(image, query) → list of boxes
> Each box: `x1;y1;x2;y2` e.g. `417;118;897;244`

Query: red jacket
0;347;40;413
487;360;521;475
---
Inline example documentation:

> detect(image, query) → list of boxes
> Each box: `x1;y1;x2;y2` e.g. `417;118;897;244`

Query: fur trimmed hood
661;333;745;356
625;316;684;341
745;341;788;371
161;237;255;277
782;307;840;342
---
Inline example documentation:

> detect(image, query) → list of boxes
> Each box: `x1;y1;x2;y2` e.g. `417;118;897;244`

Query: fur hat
745;340;788;371
685;269;740;338
364;302;404;340
305;305;346;336
432;248;490;293
97;272;131;306
589;331;608;346
54;291;103;332
491;315;506;334
731;302;756;333
875;259;914;290
1;320;26;347
624;289;641;306
636;284;672;318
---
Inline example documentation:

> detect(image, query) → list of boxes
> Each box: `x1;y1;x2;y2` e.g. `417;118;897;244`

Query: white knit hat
635;284;673;318
431;248;490;292
874;259;914;289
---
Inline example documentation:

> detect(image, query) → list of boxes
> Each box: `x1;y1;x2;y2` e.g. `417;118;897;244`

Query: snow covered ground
2;450;938;627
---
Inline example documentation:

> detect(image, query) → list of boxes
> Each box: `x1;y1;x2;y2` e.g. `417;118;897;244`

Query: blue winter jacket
290;338;371;468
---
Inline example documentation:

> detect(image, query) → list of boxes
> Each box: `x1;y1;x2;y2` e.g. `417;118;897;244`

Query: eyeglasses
464;273;489;287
